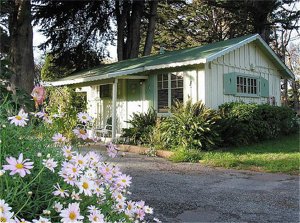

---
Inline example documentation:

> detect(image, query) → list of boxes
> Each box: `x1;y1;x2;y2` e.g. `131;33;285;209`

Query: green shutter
224;72;237;95
260;77;269;97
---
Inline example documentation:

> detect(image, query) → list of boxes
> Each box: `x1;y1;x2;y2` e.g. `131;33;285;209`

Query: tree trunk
9;0;34;94
143;0;158;56
291;80;299;112
126;0;145;59
116;0;129;61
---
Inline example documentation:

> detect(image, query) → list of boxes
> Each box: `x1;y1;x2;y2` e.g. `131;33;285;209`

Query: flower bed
0;86;159;223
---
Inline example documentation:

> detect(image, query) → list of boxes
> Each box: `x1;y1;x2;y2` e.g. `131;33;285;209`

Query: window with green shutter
224;72;268;97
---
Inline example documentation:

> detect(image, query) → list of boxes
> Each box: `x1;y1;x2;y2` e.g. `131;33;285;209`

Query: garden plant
0;86;157;223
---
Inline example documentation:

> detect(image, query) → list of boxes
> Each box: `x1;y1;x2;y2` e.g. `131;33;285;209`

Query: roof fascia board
144;58;206;71
118;75;148;80
255;35;294;79
43;67;146;87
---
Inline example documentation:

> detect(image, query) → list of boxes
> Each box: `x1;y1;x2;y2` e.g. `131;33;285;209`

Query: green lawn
200;133;300;174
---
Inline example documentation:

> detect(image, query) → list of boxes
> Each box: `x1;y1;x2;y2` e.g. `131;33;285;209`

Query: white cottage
46;34;294;139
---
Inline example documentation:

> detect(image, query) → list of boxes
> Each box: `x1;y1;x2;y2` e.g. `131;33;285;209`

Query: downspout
112;78;118;141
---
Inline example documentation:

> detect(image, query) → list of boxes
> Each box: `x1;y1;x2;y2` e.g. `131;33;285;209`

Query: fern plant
121;108;157;145
160;100;220;150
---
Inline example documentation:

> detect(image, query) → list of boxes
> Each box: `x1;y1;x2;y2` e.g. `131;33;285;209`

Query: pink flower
0;199;12;215
52;133;67;143
77;177;95;196
31;86;45;107
53;183;69;198
116;174;132;188
42;158;58;172
125;201;136;218
88;210;104;223
62;146;74;158
106;142;118;158
8;109;29;127
33;110;52;124
73;128;88;140
60;203;84;223
32;216;51;223
3;153;34;177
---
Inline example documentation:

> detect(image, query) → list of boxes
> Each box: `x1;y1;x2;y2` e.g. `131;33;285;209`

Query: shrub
160;100;221;150
121;108;157;145
218;102;298;146
45;86;87;139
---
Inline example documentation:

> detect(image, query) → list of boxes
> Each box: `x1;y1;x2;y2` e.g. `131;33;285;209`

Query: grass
170;133;300;174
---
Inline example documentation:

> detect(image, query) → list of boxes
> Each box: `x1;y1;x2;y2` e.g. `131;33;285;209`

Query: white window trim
156;73;184;115
236;75;260;97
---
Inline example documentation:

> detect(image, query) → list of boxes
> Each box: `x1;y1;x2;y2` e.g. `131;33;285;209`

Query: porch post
112;78;118;141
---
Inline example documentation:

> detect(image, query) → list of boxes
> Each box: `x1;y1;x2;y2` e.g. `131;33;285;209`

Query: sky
32;26;118;63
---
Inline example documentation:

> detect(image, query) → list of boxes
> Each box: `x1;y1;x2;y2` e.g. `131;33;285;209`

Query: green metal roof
45;34;294;86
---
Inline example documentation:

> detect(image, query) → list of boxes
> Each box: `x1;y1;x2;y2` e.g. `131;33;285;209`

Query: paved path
89;147;299;222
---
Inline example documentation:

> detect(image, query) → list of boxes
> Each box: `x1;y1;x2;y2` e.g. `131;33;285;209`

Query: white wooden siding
84;80;147;135
204;42;282;109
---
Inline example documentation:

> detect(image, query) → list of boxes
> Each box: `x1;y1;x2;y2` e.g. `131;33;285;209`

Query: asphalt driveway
89;147;300;222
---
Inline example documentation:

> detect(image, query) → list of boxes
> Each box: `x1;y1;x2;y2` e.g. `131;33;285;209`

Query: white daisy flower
77;177;95;196
77;112;92;124
60;203;84;223
8;109;29;127
42;158;58;172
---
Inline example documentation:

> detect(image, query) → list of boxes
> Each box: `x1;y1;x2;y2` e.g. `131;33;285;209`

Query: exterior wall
182;69;206;104
83;79;147;135
204;42;282;109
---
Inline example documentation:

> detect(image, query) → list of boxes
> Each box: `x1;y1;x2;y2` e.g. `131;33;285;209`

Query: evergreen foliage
160;100;221;151
218;102;298;146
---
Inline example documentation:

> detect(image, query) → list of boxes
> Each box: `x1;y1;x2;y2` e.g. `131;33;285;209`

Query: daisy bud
37;152;42;157
43;210;51;215
47;154;51;158
2;124;6;128
28;191;33;195
0;170;5;176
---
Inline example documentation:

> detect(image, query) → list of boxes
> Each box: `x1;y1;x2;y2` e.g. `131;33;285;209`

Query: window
157;73;183;113
100;84;112;98
224;72;268;97
237;76;258;95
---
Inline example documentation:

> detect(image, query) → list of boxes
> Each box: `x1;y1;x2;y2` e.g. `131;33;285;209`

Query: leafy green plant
169;147;203;163
160;100;220;150
45;86;87;139
121;108;157;145
218;102;298;146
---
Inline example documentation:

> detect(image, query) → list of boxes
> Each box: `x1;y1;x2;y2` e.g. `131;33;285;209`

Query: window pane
163;74;168;81
157;74;163;82
178;80;183;88
158;89;168;113
157;81;162;90
171;88;183;106
171;73;177;80
162;80;167;89
171;80;176;89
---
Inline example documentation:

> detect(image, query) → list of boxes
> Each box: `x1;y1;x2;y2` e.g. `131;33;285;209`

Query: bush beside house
122;101;298;151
